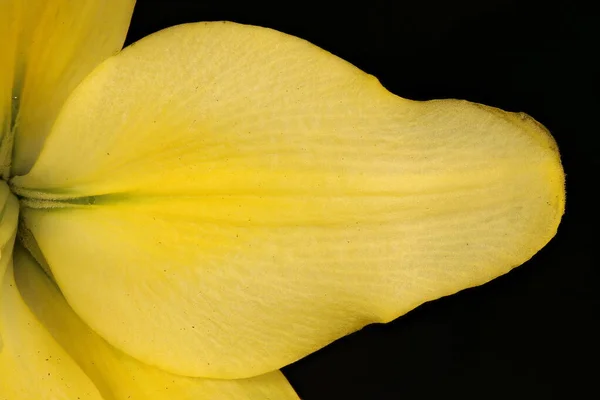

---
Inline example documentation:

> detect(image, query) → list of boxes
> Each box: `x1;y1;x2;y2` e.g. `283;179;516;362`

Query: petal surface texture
0;184;104;399
12;246;300;400
0;0;135;175
13;22;565;378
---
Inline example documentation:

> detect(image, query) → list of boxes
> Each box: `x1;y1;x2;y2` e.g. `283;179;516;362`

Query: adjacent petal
0;265;105;399
1;0;135;175
13;22;565;378
1;222;103;398
12;246;300;400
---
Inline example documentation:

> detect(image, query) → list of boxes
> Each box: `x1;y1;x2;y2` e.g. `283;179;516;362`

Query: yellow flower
0;1;564;399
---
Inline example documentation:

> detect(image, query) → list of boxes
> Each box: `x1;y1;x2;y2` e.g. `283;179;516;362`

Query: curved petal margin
13;22;565;378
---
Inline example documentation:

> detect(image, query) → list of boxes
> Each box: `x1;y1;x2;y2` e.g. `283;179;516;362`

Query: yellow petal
0;266;105;399
0;0;135;176
12;245;300;400
12;22;565;378
0;199;103;399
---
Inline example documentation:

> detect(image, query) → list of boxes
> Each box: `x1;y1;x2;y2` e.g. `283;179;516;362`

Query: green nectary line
9;184;132;208
17;195;112;209
11;187;130;209
9;184;82;200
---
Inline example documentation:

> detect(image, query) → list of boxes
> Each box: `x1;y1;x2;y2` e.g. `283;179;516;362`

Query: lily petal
0;264;106;399
13;22;565;378
12;245;300;400
0;0;135;175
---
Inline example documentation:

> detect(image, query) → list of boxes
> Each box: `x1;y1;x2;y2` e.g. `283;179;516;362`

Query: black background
125;1;597;399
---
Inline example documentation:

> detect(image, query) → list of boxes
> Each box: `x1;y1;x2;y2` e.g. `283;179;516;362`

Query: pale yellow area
13;23;565;379
0;0;135;176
